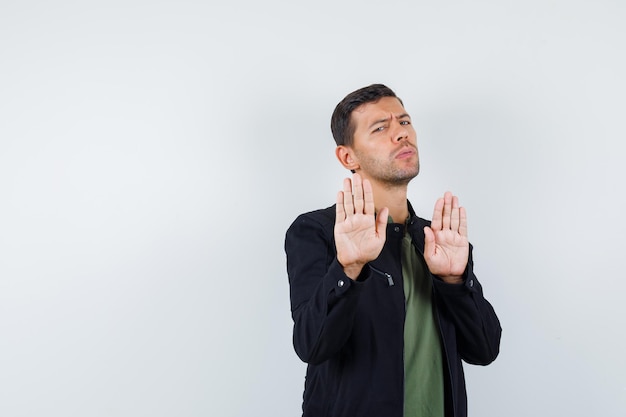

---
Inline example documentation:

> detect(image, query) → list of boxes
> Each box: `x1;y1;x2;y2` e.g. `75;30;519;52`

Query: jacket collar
406;200;429;253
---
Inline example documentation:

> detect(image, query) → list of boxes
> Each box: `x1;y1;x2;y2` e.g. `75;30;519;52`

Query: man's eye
400;120;411;125
373;126;385;133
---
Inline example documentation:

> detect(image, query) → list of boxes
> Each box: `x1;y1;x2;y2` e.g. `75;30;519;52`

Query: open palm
423;192;469;283
334;174;388;279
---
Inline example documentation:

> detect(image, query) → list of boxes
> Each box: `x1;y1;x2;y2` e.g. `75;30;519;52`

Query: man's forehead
353;97;408;121
354;97;404;112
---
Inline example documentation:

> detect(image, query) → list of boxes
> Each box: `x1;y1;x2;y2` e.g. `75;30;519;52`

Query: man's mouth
395;147;416;159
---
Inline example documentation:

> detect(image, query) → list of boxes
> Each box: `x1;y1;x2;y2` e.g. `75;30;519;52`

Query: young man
285;84;501;417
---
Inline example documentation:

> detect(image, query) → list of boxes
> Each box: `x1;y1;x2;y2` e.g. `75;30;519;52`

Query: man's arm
423;191;501;364
285;174;387;364
432;249;502;365
286;215;366;365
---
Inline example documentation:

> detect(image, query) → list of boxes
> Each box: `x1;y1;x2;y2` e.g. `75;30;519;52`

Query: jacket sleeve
285;212;369;365
431;244;502;365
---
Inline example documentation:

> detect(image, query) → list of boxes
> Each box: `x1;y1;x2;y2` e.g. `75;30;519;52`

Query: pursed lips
394;146;416;159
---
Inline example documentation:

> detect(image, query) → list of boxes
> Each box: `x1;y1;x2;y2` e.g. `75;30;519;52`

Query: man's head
331;84;403;147
332;84;419;186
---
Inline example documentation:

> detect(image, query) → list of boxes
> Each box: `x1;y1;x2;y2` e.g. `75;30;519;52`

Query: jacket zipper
368;265;394;286
432;291;457;417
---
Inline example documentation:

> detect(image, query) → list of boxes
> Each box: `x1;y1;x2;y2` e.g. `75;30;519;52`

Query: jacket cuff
325;259;368;298
432;271;478;295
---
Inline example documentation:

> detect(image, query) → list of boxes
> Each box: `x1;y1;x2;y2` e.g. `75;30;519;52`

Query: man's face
349;96;419;186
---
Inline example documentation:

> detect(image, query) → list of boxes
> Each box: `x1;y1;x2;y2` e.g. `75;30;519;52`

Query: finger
431;197;444;230
336;191;346;222
363;178;375;215
342;178;354;217
352;173;364;214
450;195;460;232
442;191;452;230
459;206;468;238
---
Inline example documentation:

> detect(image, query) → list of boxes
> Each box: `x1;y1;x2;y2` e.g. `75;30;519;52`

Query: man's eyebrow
368;117;390;129
368;113;411;129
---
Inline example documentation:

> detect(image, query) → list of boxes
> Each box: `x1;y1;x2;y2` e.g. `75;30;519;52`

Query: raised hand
423;191;469;284
334;174;389;280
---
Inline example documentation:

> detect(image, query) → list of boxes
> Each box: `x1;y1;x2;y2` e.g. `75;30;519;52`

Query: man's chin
397;166;420;182
383;169;419;187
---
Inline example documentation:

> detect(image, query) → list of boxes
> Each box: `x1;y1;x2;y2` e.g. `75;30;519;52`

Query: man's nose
392;122;409;142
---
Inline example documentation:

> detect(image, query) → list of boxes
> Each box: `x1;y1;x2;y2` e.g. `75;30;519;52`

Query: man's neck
371;181;410;223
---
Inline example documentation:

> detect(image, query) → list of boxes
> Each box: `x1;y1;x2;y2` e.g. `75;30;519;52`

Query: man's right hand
334;174;388;280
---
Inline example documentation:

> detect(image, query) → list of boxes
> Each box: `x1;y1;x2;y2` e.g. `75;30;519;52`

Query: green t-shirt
402;231;445;417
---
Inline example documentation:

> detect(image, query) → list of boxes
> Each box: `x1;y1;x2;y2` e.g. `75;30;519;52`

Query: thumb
376;207;389;235
423;226;435;257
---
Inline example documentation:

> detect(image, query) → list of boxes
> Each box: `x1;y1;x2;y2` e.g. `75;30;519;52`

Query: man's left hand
423;191;469;284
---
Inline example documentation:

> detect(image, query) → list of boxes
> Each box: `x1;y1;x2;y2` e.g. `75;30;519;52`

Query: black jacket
285;204;501;417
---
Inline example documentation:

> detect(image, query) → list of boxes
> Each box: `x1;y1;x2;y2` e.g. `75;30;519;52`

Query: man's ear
335;146;359;171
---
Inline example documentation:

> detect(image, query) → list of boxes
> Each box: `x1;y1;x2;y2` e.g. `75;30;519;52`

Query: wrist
339;261;365;280
438;274;463;285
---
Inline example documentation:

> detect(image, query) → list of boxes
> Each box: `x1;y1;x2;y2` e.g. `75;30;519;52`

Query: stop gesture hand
423;192;469;284
335;174;389;280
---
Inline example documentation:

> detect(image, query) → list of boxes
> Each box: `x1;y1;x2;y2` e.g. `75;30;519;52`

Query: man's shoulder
289;205;336;230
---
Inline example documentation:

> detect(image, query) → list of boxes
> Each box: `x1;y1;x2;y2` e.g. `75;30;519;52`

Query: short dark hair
330;84;403;147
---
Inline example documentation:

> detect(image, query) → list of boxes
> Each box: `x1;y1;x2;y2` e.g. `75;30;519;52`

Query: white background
1;1;624;416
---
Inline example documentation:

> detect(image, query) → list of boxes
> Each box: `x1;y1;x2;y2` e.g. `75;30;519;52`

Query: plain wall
1;1;624;416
